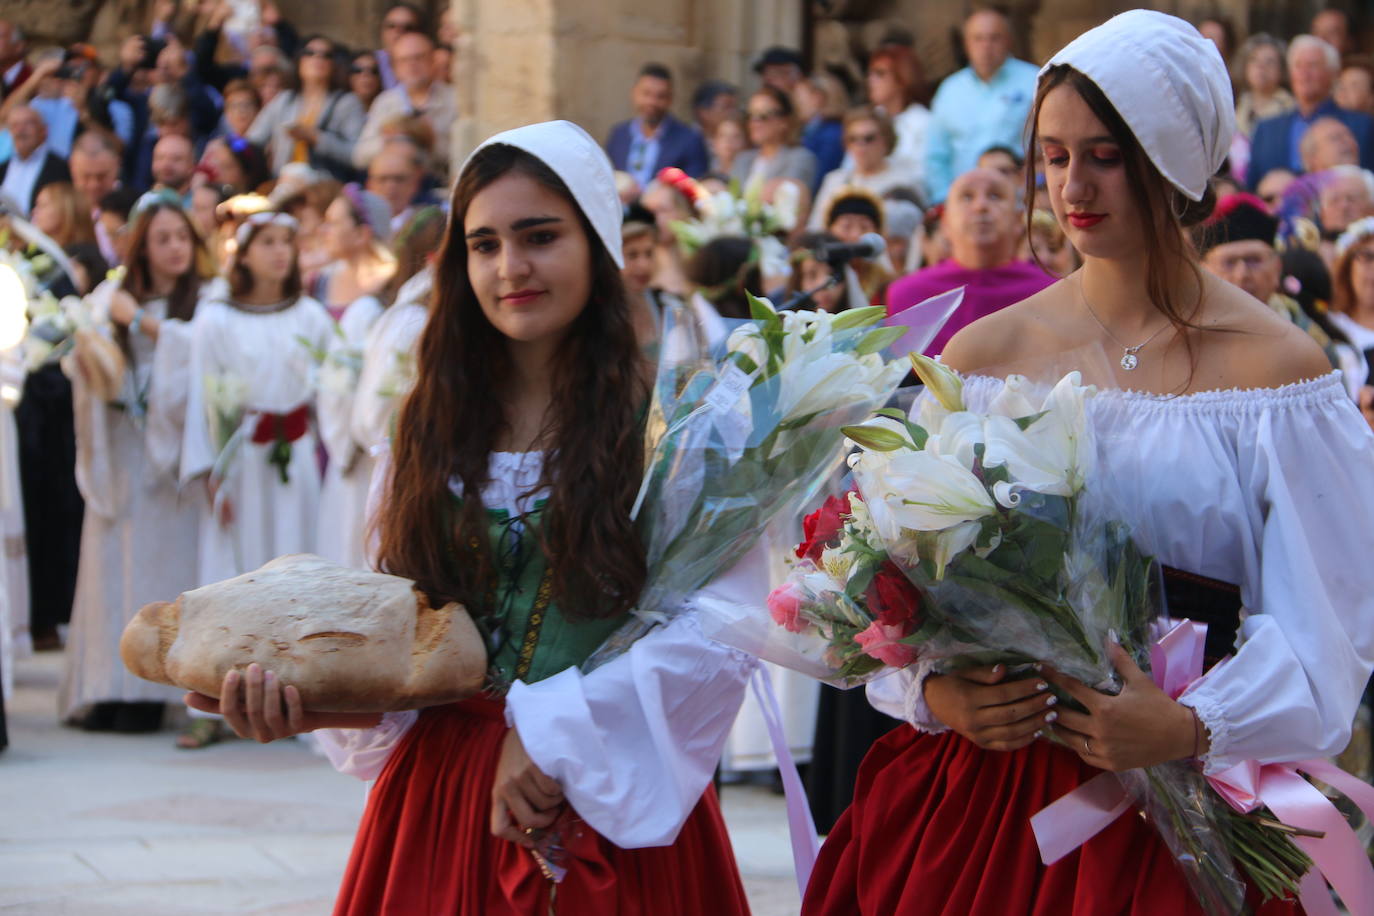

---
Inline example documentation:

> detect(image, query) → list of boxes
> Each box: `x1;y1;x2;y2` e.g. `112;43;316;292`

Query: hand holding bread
121;554;488;714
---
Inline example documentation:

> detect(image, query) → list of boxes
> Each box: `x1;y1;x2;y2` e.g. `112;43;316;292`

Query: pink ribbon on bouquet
1029;619;1374;915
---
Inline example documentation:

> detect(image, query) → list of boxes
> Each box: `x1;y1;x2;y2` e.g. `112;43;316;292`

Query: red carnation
656;167;706;205
866;561;923;632
796;493;851;563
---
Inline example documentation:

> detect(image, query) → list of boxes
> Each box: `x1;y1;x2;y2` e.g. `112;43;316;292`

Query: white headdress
1043;10;1234;202
457;120;625;268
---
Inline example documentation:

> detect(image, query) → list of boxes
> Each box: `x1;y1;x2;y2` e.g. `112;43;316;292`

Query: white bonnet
457;120;625;268
1043;10;1234;202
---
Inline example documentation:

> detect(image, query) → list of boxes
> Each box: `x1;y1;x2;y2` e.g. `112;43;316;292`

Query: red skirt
333;698;751;916
802;726;1301;916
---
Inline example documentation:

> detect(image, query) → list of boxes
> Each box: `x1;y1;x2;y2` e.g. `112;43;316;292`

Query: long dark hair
118;201;212;354
1027;66;1217;370
377;145;649;621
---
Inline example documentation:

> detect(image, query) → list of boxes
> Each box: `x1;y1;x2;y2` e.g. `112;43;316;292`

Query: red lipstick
501;289;544;305
1068;212;1106;229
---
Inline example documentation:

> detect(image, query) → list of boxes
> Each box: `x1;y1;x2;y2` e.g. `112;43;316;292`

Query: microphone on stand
812;232;887;265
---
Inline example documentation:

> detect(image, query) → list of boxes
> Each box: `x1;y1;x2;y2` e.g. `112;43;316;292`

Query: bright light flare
0;264;28;351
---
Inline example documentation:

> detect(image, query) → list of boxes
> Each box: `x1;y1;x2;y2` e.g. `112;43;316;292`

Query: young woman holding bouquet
59;194;211;734
804;11;1374;915
187;121;756;914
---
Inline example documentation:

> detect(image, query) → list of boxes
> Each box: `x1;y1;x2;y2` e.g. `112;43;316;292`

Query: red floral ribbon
250;404;310;445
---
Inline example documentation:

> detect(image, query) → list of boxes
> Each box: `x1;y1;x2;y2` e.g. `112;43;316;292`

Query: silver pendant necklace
1078;278;1170;371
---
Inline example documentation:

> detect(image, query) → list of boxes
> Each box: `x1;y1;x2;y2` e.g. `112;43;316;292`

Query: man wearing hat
924;8;1039;203
1199;192;1344;371
606;62;710;187
885;166;1052;355
754;46;805;95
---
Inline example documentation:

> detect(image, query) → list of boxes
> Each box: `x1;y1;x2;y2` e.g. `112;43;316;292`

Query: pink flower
854;621;918;668
767;583;808;633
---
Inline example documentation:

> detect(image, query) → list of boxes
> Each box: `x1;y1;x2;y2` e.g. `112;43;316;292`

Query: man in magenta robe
887;167;1055;354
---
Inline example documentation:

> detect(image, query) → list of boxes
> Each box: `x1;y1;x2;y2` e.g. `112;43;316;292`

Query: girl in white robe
180;212;333;587
60;198;213;730
324;211;445;568
313;188;404;568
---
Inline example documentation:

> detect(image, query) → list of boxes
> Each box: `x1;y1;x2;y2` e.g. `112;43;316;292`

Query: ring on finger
1083;736;1092;755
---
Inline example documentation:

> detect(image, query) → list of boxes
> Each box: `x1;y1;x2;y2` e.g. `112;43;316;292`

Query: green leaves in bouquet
855;325;906;356
746;292;785;375
841;423;910;452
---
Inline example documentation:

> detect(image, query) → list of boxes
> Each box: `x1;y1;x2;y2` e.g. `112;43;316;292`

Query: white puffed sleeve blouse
868;371;1374;775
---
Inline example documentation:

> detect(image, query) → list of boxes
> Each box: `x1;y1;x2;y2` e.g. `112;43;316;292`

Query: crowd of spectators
606;4;1374;427
0;0;455;300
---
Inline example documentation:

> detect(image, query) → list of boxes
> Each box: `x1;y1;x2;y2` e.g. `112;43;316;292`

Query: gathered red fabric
250;404;310;445
333;698;751;916
802;726;1301;916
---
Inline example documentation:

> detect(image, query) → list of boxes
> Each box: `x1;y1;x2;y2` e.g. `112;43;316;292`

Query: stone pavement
0;650;801;915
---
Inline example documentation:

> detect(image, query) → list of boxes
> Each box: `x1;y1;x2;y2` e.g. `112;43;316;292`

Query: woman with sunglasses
731;85;818;191
188;121;755;915
180;211;333;587
346;51;383;113
246;35;366;181
809;106;921;230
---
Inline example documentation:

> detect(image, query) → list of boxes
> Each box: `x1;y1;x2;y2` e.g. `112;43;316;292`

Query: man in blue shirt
1247;34;1374;189
605;63;710;188
923;8;1039;203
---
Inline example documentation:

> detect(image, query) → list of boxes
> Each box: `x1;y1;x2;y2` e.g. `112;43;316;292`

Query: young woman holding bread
60;194;211;734
188;121;757;914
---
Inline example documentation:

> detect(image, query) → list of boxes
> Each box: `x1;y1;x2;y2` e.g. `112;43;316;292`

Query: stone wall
449;0;800;164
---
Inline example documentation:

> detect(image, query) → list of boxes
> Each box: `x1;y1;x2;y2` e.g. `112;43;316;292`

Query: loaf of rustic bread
120;554;487;712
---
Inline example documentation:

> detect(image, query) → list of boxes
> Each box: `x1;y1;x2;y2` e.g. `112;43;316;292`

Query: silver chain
1078;276;1172;369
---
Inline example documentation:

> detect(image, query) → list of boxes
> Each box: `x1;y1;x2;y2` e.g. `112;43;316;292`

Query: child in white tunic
61;198;209;730
321;211;445;568
180;211;333;586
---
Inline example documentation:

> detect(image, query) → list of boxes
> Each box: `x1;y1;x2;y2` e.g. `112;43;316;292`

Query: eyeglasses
1210;252;1271;272
847;132;880;145
351;65;379;75
748;110;782;121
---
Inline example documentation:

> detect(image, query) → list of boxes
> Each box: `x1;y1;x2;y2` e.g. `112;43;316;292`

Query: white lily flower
862;448;996;531
982;371;1095;496
986;373;1039;418
926;410;984;468
845;491;879;541
930;519;982;578
910;352;964;412
772;181;801;231
725;323;768;370
776;351;880;423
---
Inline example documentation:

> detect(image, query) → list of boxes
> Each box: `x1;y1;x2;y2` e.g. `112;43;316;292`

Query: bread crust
120;554;487;712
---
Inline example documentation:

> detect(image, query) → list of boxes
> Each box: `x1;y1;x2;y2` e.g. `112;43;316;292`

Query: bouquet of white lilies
581;293;918;670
